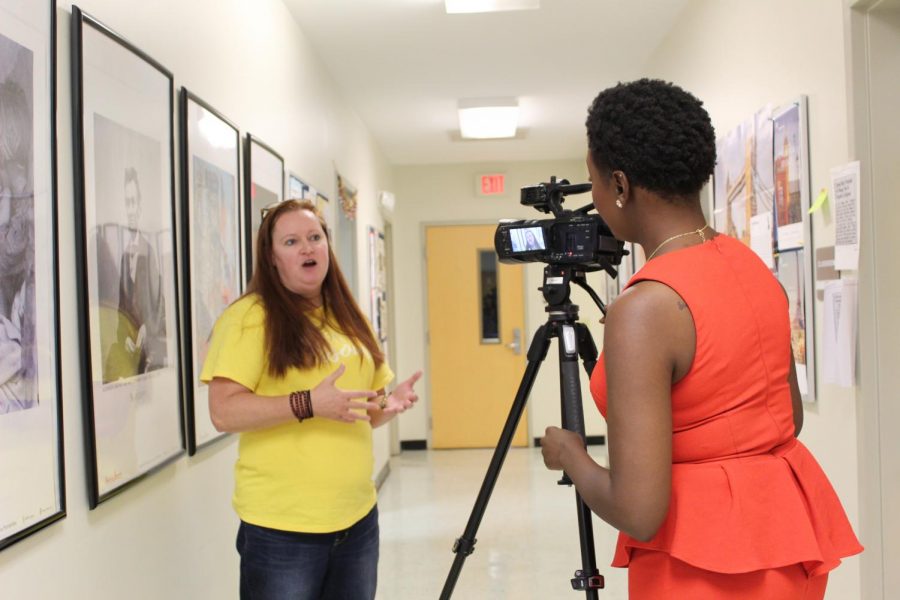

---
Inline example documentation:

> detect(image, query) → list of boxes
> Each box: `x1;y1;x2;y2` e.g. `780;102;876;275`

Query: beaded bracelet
289;390;313;422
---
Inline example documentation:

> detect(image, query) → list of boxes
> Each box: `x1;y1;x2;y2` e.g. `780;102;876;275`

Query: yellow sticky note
809;188;828;214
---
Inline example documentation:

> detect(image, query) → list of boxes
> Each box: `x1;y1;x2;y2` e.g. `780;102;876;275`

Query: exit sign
479;173;505;196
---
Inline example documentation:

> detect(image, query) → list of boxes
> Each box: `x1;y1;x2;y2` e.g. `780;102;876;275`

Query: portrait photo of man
115;166;167;373
91;112;170;384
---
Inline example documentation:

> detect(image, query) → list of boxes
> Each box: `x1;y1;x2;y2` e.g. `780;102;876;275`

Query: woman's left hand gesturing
381;371;423;414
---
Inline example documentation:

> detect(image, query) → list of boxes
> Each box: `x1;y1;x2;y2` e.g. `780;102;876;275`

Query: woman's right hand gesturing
311;364;379;423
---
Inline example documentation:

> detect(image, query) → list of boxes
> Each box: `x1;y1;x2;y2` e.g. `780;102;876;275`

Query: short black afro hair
586;78;716;198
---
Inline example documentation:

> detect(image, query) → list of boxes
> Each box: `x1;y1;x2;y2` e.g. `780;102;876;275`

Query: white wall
392;160;612;445
0;1;393;598
647;1;861;598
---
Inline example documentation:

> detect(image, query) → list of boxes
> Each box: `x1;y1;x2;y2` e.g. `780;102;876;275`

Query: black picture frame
243;134;284;282
772;96;816;402
711;96;816;402
0;0;65;551
71;6;184;508
178;89;242;455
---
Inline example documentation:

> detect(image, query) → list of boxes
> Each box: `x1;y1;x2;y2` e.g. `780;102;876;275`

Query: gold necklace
646;224;710;261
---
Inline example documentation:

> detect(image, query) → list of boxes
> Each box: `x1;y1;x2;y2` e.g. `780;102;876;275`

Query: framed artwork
773;97;811;252
286;171;309;201
178;89;242;455
367;227;388;354
243;134;283;280
71;7;184;507
0;0;65;551
335;173;358;296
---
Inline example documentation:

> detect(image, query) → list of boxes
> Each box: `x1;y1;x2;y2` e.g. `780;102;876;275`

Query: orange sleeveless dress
590;235;862;594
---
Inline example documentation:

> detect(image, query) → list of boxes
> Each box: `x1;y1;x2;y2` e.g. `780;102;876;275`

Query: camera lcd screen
509;227;546;253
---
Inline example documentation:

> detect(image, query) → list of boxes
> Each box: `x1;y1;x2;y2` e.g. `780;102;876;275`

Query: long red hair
245;200;384;377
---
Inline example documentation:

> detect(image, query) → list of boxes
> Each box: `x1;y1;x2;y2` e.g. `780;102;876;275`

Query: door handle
506;328;522;355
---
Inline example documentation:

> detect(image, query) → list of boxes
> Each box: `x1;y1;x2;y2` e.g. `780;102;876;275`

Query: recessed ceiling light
458;98;519;139
445;0;539;15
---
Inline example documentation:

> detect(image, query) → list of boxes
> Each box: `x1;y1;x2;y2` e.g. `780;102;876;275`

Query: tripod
440;265;609;599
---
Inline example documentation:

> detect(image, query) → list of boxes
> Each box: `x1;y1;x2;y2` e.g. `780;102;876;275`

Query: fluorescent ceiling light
445;0;539;14
458;98;519;139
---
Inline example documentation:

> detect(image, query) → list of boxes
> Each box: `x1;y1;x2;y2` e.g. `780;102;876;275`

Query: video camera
494;176;626;277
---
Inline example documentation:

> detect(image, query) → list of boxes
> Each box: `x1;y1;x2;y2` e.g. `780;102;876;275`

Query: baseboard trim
400;439;427;451
375;462;391;490
534;435;606;447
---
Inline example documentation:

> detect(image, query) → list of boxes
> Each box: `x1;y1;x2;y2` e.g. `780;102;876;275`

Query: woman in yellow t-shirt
201;199;421;600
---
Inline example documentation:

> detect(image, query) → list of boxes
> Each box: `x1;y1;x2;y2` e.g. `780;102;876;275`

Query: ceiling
282;0;690;166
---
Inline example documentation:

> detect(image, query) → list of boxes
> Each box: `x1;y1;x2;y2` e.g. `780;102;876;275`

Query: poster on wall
776;248;816;402
72;7;184;507
712;106;776;268
772;98;810;251
0;0;65;550
750;106;775;267
243;134;283;280
178;90;242;455
316;191;333;236
712;119;751;244
286;171;309;202
335;172;358;296
367;227;388;356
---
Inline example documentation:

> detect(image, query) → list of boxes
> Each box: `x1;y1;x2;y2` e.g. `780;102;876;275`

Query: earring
616;198;624;208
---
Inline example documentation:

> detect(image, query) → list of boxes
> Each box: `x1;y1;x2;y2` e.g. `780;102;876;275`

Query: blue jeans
236;506;379;600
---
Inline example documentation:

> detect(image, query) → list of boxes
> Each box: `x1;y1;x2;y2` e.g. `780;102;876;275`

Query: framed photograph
773;97;811;252
0;0;65;551
72;7;183;507
243;134;283;280
286;171;309;201
178;90;242;455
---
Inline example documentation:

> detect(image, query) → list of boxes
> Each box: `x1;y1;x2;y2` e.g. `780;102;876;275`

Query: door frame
845;0;899;597
421;220;532;449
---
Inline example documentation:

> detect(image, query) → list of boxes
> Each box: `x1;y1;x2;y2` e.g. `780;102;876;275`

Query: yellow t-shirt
200;294;393;533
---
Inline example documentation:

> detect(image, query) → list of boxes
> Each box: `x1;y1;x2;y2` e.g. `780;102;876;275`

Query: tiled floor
376;447;628;599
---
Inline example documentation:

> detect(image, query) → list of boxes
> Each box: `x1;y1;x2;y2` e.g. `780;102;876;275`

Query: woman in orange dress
540;79;862;599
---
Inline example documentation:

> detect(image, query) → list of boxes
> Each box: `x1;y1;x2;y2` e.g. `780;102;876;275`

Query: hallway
376;447;628;599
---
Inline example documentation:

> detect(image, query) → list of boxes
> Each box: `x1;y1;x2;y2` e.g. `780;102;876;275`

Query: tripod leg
557;323;604;598
440;324;553;600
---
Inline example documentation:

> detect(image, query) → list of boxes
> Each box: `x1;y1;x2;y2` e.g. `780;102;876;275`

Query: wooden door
426;225;528;448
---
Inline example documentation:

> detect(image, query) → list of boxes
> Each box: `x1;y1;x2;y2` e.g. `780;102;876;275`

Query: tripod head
541;264;609;316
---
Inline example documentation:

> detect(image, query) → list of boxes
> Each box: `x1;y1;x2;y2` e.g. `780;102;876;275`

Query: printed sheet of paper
750;213;775;268
831;162;861;271
822;279;857;388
